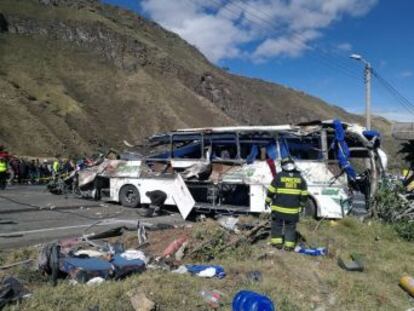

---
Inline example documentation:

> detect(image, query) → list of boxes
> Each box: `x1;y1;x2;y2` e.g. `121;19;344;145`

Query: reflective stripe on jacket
266;170;308;217
53;161;60;173
0;160;7;173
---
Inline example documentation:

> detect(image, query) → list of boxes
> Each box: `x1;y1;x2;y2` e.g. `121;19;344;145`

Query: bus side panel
249;184;268;213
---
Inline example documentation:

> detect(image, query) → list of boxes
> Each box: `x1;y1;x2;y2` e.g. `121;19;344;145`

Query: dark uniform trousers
0;160;7;190
266;170;308;248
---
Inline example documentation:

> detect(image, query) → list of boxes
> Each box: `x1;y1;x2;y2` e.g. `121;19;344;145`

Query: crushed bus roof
176;125;296;133
174;120;355;133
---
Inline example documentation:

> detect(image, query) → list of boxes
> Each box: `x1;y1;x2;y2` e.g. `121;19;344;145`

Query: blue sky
103;0;414;122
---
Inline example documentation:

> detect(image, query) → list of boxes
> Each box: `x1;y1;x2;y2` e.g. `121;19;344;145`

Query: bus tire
119;185;140;208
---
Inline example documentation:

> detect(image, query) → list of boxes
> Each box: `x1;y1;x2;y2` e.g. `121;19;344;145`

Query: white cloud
337;42;352;52
400;71;413;78
253;30;320;61
140;0;378;63
140;0;252;62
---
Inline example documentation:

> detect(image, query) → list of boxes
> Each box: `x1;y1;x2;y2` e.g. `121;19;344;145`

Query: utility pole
350;54;372;130
365;62;372;130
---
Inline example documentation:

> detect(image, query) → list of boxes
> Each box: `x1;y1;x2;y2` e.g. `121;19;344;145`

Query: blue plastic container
232;290;275;311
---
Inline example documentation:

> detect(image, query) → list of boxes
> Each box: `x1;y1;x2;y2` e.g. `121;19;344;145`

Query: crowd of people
7;158;75;185
0;145;77;188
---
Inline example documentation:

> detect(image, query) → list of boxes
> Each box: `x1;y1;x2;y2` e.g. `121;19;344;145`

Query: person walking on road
265;157;308;251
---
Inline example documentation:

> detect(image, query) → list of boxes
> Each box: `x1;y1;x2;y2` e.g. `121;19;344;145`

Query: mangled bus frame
143;120;386;219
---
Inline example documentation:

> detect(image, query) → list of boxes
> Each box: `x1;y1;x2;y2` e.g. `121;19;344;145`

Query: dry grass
1;217;413;310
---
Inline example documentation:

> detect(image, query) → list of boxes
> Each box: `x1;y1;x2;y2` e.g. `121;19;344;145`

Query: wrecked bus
72;120;386;219
106;120;386;219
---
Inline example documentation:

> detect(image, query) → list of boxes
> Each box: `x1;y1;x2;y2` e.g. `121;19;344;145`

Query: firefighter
0;155;8;190
265;157;308;250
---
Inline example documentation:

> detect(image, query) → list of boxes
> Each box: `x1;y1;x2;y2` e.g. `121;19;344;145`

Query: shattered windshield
281;133;323;160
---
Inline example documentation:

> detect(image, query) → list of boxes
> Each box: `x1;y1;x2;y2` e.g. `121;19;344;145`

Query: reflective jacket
266;170;308;221
52;161;60;173
0;160;7;173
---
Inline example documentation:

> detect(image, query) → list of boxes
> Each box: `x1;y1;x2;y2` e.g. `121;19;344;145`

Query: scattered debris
62;257;114;283
120;249;149;265
74;250;105;258
199;289;224;309
128;289;156;311
246;271;263;283
137;221;148;246
86;227;126;240
174;241;188;261
294;244;327;256
37;231;149;285
86;277;105;286
173;264;225;279
59;238;82;253
162;236;188;258
217;216;239;232
337;254;364;272
0;259;33;270
0;277;31;309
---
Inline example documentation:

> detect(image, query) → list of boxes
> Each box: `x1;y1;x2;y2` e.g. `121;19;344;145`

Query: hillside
0;0;393;157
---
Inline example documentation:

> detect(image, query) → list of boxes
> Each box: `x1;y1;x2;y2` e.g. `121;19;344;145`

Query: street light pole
350;54;372;130
365;62;372;130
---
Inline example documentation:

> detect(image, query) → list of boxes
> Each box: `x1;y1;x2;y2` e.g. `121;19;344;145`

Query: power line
223;0;362;80
180;0;414;119
225;0;362;77
373;71;414;108
183;0;363;82
222;0;362;80
202;1;414;116
372;70;414;116
374;81;414;116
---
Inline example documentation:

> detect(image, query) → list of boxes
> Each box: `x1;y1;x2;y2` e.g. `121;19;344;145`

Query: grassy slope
1;218;413;311
0;33;233;156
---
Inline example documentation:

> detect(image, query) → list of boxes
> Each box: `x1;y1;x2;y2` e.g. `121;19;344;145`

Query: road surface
0;185;186;249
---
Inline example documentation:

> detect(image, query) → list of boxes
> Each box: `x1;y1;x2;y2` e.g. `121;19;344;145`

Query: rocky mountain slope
0;0;392;156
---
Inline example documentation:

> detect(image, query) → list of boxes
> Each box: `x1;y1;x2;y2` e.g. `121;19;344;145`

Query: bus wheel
303;198;317;219
119;185;140;208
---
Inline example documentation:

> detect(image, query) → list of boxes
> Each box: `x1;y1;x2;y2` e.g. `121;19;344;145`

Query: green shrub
393;220;414;241
374;180;414;241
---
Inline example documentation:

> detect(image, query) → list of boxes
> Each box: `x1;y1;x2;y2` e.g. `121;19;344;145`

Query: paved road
0;185;185;249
